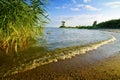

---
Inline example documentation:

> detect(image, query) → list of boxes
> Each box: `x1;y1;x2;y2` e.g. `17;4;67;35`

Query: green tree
97;19;120;29
92;21;97;28
0;0;48;53
60;21;66;28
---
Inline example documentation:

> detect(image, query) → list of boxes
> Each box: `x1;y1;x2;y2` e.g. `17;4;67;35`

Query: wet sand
102;29;120;33
2;30;120;80
3;50;120;80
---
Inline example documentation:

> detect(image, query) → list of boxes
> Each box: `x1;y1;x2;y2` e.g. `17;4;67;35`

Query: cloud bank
83;0;91;3
105;2;120;8
59;14;120;27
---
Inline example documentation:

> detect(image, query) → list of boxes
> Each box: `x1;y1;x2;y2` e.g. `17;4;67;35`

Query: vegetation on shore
60;18;120;29
0;0;48;53
97;19;120;29
60;21;66;28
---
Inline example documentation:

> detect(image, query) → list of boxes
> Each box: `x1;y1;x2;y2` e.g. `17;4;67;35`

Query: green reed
0;0;48;53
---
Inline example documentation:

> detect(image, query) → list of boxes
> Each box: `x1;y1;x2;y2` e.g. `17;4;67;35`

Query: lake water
38;27;112;50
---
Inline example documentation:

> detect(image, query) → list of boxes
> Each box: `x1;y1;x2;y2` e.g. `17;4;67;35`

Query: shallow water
0;28;115;77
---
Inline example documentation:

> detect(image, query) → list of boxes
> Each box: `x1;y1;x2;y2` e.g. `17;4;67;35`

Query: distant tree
60;21;66;28
92;21;97;28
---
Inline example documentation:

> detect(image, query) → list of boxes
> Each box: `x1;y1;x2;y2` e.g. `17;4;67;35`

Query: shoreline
2;29;120;80
2;34;115;77
3;37;120;80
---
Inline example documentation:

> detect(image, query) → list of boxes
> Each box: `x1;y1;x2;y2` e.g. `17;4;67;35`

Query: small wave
4;35;116;77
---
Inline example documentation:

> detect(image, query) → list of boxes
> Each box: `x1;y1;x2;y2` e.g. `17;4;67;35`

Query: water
39;27;112;50
0;27;115;77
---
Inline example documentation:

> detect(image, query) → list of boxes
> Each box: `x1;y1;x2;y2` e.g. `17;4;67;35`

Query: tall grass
0;0;48;53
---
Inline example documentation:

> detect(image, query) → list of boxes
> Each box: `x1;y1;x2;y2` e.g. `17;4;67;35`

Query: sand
1;29;120;80
2;51;120;80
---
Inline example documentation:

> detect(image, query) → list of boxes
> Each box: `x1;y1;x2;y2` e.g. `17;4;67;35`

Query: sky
46;0;120;27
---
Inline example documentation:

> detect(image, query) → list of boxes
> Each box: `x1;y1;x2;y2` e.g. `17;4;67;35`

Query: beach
1;0;120;79
1;30;120;80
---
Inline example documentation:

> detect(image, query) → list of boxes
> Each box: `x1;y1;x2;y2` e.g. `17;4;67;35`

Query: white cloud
83;0;91;3
76;4;100;11
70;7;80;11
59;16;73;20
105;2;120;8
72;0;77;4
59;14;103;26
70;4;83;11
59;14;120;27
76;4;84;7
84;5;100;11
55;4;69;9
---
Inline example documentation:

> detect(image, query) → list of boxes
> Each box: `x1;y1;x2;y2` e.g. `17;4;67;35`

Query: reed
0;0;48;53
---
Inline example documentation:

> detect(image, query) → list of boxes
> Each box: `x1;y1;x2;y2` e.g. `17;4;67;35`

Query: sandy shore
2;51;120;80
102;29;120;33
2;30;120;80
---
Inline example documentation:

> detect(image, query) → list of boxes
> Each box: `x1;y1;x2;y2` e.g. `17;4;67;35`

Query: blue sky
46;0;120;27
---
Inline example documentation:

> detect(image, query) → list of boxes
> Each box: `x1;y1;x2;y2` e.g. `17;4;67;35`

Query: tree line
60;18;120;29
96;19;120;29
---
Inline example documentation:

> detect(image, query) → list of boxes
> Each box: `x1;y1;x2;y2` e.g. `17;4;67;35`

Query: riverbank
1;30;120;80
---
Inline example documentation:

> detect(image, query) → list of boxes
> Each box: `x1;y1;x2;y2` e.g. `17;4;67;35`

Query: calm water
0;27;114;77
38;27;112;50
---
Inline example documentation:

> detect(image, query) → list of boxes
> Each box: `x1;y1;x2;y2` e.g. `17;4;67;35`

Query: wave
4;35;116;77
